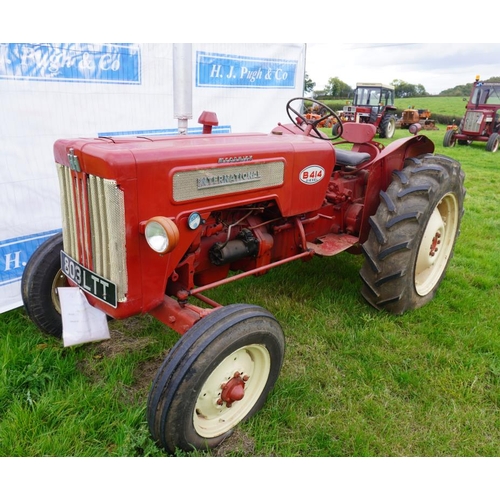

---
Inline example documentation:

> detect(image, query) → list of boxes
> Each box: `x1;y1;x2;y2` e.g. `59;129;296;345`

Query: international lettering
197;170;261;189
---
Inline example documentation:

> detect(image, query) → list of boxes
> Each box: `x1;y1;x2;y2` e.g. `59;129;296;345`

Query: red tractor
22;98;465;454
333;82;397;139
443;75;500;152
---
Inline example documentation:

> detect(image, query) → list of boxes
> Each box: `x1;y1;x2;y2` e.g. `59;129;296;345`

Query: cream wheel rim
415;192;459;296
51;270;68;314
194;344;271;438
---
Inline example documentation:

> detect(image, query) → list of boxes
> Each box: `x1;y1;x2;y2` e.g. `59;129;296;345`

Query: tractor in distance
22;97;466;454
332;82;397;139
399;106;438;131
443;75;500;152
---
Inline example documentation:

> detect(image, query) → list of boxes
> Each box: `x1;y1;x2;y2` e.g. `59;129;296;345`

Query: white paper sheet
58;287;110;347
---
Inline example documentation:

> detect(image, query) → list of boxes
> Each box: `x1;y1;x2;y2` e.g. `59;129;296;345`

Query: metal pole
173;44;193;134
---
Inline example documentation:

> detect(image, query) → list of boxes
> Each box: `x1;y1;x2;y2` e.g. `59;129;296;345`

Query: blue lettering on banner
196;51;297;89
0;230;61;287
0;43;141;84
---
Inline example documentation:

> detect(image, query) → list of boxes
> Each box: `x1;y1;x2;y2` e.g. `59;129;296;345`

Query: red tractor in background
22;98;465;454
443;75;500;152
333;82;397;139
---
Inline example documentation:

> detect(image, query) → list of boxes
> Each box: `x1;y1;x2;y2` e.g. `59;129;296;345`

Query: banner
196;51;298;88
0;43;141;84
0;43;306;313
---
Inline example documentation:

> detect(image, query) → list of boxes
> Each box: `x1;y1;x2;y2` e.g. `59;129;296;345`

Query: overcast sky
305;43;500;95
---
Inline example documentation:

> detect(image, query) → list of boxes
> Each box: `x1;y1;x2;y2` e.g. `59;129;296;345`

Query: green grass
1;128;499;457
324;96;468;121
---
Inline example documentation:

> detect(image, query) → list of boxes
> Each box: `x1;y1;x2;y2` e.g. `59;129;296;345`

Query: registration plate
60;251;117;308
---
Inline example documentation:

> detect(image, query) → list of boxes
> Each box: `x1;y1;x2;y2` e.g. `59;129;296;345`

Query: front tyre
147;304;285;454
21;232;67;338
486;132;499;152
379;114;396;139
360;154;466;315
332;122;342;138
443;129;457;147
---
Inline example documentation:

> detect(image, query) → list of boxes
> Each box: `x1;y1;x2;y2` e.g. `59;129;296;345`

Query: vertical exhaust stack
173;44;193;134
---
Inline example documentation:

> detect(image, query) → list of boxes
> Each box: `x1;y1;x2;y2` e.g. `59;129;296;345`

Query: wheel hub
429;231;441;257
218;372;249;407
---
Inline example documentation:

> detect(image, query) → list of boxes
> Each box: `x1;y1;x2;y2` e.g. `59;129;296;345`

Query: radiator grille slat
57;164;78;261
57;164;128;302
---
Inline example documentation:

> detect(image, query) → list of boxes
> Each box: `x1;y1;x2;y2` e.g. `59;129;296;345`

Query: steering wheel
286;97;344;141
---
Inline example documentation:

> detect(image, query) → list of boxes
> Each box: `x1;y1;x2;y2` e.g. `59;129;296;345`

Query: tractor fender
378;133;435;162
358;134;435;243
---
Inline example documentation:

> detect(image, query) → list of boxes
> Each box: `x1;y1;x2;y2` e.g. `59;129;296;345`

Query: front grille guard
57;164;128;302
463;111;483;133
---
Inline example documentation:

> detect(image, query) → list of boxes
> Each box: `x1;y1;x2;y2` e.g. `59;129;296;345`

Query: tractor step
307;233;359;256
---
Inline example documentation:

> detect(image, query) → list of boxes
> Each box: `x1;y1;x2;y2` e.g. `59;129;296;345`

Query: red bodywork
53;118;434;335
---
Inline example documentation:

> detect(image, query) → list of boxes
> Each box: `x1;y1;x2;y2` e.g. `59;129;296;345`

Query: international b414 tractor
333;82;397;139
443;75;500;152
22;98;465;454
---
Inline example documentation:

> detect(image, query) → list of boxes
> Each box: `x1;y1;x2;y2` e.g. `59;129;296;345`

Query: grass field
324;95;469;122
1;126;499;457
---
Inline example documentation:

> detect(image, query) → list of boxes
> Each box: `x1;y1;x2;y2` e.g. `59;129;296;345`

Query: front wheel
360;154;466;314
147;304;285;454
379;114;396;139
21;232;67;337
332;122;342;138
443;129;457;147
486;132;499;152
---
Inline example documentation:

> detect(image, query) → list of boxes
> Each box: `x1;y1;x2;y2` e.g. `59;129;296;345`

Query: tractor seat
334;149;371;168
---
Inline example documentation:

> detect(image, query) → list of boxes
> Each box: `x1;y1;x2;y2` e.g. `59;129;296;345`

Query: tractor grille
57;164;128;302
463;111;483;133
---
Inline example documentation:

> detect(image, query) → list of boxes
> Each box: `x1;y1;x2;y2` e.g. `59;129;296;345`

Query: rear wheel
21;232;67;338
486;132;499;152
379;114;396;139
443;129;457;147
147;304;285;453
360;154;466;315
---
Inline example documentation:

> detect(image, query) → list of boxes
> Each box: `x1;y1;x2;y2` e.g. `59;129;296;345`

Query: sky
4;0;497;98
305;43;500;95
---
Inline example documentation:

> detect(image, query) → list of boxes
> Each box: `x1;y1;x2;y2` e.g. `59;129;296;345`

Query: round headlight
144;217;180;254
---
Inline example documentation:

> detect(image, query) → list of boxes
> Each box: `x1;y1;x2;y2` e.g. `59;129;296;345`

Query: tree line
304;74;500;98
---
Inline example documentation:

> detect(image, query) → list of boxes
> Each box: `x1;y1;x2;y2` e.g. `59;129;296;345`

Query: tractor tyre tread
360;154;466;315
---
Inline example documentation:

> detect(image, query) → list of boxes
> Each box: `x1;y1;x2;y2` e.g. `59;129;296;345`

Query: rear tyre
21;232;67;338
443;129;456;147
147;304;285;454
360;154;466;315
486;132;499;152
379;114;396;139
